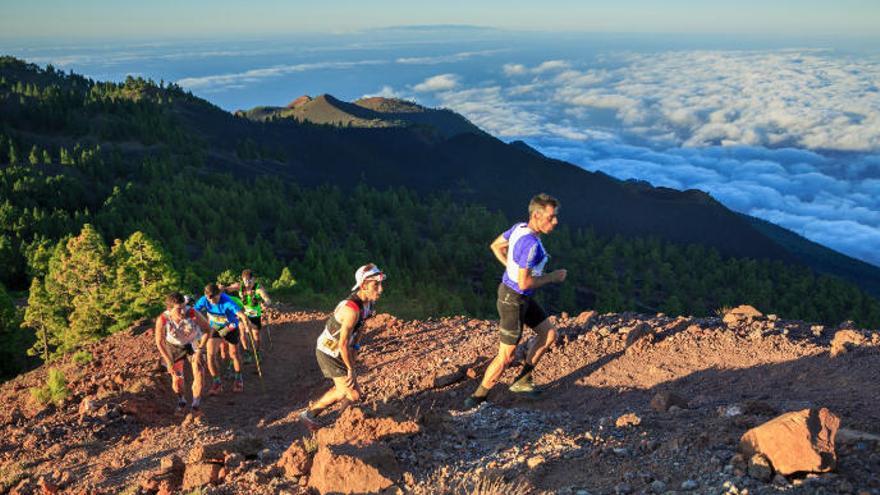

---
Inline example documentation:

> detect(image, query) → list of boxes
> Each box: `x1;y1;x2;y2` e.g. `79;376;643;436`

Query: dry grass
410;470;536;495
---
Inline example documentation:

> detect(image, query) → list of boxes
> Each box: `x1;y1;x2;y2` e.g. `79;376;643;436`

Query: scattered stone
747;453;773;482
615;413;641;428
740;407;840;476
650;392;688;412
650;480;667;493
614;482;632;494
181;462;221;491
624;323;654;353
575;310;597;327
721;404;744;417
772;474;788;486
681;479;699;490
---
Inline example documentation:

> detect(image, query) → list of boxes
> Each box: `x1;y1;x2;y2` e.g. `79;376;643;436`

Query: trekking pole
246;327;266;393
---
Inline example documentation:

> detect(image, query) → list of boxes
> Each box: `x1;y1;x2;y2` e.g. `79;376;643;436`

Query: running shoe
298;410;321;432
462;395;487;410
233;378;244;393
208;380;223;396
508;375;536;393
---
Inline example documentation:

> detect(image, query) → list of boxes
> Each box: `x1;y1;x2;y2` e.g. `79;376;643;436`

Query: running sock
192;397;201;408
234;372;242;381
213;376;222;384
472;385;490;398
514;363;535;383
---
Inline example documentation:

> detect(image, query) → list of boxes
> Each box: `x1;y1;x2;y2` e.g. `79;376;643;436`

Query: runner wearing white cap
300;263;385;430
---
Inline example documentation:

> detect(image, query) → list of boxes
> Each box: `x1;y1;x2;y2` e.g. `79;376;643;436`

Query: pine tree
23;277;65;361
106;231;179;331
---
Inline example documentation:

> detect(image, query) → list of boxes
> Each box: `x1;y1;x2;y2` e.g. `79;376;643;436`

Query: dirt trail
0;307;878;494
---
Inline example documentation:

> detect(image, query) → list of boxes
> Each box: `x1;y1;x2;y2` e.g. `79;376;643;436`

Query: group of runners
154;193;567;428
154;270;272;418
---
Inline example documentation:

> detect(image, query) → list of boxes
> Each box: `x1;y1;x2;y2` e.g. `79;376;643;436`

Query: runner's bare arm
335;304;359;375
257;286;272;304
221;282;241;293
518;267;567;291
236;311;251;332
193;312;212;346
154;317;173;370
490;234;509;266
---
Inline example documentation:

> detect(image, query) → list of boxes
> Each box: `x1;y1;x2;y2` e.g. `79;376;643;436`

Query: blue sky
2;0;880;39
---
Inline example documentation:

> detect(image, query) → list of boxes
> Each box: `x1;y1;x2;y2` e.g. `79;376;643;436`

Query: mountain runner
220;269;273;362
299;263;385;431
194;283;251;394
154;292;211;418
464;193;567;409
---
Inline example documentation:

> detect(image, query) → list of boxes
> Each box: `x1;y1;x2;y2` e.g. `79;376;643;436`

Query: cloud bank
407;50;880;267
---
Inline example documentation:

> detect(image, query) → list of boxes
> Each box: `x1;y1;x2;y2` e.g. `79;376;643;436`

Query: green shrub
29;368;69;406
72;350;93;365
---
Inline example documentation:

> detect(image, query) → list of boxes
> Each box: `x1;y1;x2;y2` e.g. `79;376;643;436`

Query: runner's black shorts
168;342;196;364
497;282;549;345
315;350;348;379
247;315;262;330
210;327;240;345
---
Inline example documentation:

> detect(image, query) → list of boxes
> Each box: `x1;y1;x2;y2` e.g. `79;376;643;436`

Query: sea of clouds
389;49;880;267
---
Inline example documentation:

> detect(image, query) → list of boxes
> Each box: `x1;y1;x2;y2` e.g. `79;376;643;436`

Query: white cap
351;264;386;291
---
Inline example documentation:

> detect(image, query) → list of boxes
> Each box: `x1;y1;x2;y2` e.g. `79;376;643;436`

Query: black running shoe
463;395;487;410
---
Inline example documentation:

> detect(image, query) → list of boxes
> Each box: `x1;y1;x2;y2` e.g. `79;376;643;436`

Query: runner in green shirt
221;269;273;362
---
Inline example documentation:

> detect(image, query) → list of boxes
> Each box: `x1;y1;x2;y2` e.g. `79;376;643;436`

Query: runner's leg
480;343;517;390
525;319;557;366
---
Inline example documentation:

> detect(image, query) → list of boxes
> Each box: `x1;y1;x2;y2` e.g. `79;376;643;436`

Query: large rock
315;407;419;447
739;408;840;476
308;443;400;494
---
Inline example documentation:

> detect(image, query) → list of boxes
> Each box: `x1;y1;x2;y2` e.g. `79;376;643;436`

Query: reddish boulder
315;407;419;447
740;408;840;476
308;442;400;494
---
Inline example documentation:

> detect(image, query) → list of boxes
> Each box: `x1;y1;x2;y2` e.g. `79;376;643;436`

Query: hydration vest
160;308;201;347
316;294;372;358
239;281;263;317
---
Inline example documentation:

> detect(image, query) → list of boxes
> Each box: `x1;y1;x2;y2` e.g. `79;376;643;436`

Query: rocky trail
1;305;878;494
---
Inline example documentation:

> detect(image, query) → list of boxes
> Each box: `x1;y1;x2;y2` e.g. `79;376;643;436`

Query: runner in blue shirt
465;193;568;409
194;283;251;394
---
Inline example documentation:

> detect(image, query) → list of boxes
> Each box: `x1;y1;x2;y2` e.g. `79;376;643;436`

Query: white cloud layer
423;52;880;267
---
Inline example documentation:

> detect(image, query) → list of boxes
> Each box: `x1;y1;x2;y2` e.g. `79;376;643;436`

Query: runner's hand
552;269;567;283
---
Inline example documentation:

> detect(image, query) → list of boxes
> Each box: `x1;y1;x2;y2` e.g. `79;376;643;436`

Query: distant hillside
235;94;485;140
